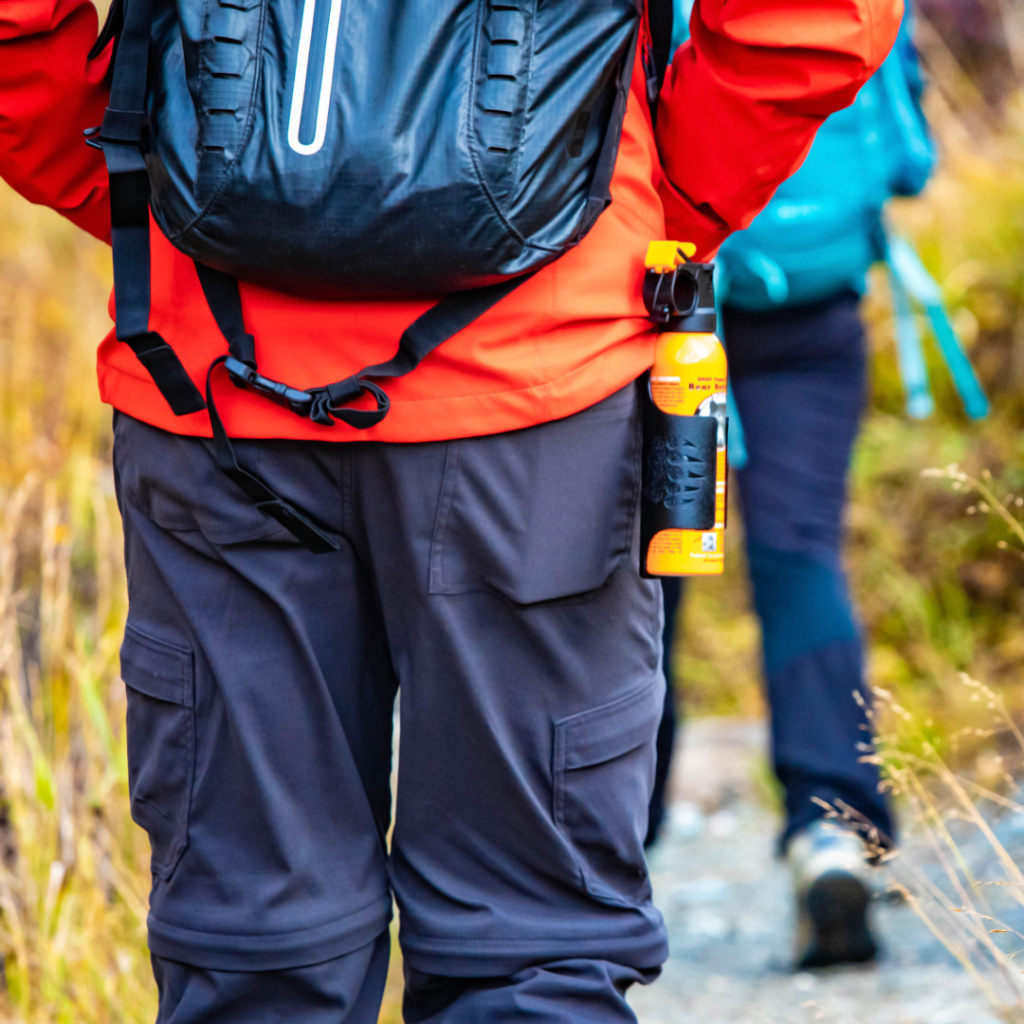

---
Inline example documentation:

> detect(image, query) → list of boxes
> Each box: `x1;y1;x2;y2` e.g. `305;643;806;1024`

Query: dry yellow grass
0;181;156;1021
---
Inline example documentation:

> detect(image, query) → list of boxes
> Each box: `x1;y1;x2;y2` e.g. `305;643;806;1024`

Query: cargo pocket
553;677;662;907
429;383;641;605
120;623;196;881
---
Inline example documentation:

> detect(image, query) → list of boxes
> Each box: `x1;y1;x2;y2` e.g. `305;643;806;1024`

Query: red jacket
0;0;902;443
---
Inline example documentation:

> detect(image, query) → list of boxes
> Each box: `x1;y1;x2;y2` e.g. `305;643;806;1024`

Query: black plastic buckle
224;356;315;417
85;109;147;152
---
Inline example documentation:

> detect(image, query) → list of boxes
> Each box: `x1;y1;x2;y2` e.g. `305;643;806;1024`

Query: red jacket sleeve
0;0;111;241
656;0;904;259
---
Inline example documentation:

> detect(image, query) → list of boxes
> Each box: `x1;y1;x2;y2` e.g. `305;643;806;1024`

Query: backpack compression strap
85;0;206;417
645;0;673;115
195;260;532;552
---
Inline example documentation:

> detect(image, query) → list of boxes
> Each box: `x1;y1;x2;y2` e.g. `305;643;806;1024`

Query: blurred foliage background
0;0;1024;1020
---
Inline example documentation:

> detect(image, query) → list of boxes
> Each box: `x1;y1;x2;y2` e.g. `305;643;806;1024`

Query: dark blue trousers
113;382;665;1023
728;291;891;848
648;293;892;849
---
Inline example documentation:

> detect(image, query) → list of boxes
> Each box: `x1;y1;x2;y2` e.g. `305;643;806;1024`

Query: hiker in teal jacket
649;2;984;969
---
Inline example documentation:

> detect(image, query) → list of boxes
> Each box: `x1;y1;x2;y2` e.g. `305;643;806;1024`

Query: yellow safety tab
645;240;697;272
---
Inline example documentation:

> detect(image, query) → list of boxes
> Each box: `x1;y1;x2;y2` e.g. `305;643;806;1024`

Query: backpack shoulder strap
88;0;206;417
88;0;124;62
644;0;673;114
886;230;988;420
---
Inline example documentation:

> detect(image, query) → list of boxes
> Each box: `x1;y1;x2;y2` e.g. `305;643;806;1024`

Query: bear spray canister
640;241;728;577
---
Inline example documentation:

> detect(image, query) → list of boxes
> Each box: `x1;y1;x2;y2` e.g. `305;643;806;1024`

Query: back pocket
553;676;662;906
429;383;641;605
120;623;196;881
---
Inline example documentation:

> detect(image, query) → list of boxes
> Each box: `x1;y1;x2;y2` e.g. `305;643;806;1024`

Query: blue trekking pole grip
887;264;933;420
886;231;989;421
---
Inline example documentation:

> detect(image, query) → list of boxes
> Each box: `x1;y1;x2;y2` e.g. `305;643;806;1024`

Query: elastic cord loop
310;379;390;429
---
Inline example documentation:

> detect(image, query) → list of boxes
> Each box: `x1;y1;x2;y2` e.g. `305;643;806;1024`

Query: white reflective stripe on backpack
287;0;344;155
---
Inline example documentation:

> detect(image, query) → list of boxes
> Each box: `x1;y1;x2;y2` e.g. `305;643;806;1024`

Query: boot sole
798;869;878;970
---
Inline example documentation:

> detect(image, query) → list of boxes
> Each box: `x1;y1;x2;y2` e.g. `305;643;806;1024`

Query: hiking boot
790;819;878;970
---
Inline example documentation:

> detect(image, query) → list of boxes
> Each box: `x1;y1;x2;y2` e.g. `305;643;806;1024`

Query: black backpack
88;0;673;550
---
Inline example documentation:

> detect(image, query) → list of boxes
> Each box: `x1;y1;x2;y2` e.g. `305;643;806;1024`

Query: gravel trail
628;718;1007;1024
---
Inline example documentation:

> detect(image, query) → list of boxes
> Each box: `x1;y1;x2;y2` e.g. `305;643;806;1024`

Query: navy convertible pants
113;382;666;1023
727;292;892;848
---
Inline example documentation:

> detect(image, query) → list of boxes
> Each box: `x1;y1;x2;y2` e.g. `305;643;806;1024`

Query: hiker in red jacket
1;0;901;1019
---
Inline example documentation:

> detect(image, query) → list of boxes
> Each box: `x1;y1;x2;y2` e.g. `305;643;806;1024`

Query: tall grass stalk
863;672;1024;1021
837;467;1024;1021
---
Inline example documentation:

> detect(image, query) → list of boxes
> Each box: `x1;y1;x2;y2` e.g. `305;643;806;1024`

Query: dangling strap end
253;498;340;555
206;357;340;554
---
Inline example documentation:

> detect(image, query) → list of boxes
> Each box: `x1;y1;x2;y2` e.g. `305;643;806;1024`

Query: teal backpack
671;2;988;466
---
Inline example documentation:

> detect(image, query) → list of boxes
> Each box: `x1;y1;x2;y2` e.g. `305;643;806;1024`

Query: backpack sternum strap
193;258;532;552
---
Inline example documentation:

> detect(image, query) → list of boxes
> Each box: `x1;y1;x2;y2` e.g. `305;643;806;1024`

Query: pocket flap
557;678;662;771
121;625;195;708
429;384;640;605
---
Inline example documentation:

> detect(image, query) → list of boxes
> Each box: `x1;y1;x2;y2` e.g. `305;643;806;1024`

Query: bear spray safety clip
640;242;729;578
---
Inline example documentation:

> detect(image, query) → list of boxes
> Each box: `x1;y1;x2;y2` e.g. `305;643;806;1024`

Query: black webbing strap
88;0;124;63
194;261;256;368
646;0;674;115
577;16;641;239
325;273;533;422
196;262;337;553
90;0;206;416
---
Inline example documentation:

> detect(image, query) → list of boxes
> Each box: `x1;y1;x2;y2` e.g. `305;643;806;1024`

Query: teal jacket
713;12;935;311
